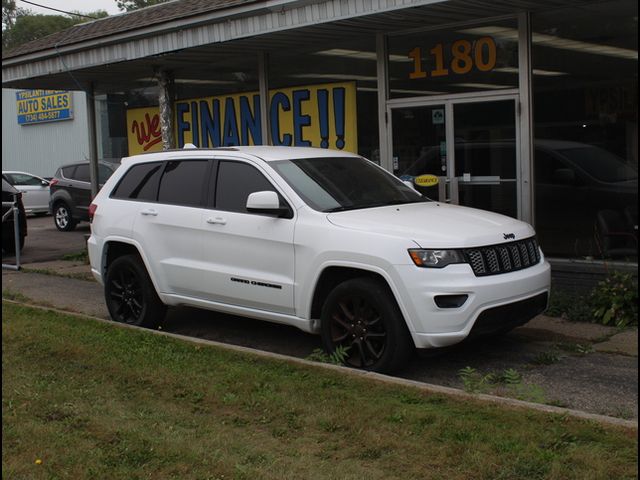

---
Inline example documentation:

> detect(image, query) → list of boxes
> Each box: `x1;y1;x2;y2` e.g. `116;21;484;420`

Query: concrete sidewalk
4;259;637;358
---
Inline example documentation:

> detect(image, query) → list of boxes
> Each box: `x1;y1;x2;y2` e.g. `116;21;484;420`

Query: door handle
140;209;158;216
207;216;227;225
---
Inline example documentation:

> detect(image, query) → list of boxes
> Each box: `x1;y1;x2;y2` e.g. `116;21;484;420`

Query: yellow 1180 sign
408;36;497;79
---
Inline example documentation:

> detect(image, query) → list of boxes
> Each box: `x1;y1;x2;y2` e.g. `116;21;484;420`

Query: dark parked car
2;178;27;254
49;160;120;231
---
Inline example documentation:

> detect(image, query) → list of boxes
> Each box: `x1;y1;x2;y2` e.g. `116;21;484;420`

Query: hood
327;202;535;248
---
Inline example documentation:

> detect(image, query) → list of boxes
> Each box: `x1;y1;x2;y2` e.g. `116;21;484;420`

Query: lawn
2;302;637;480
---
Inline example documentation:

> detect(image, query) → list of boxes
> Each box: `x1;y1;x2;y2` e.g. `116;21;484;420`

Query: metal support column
156;69;175;149
258;52;271;145
85;82;99;198
518;12;534;224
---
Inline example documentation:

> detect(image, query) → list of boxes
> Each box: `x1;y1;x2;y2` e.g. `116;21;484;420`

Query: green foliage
2;10;108;52
546;290;593;322
61;250;89;264
590;272;638;328
116;0;168;12
305;345;350;366
458;366;547;403
531;351;561;365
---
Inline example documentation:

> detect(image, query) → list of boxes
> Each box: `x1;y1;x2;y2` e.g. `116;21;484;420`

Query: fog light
434;294;468;308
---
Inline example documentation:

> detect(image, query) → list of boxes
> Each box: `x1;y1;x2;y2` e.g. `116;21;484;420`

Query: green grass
2;303;637;480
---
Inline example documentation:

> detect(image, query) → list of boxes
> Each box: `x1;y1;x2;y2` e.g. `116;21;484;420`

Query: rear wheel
53;202;76;231
320;277;413;373
104;254;166;328
2;233;25;255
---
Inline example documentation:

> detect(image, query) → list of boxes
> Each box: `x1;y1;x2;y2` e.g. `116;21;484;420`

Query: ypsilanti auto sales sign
16;90;74;125
127;81;358;155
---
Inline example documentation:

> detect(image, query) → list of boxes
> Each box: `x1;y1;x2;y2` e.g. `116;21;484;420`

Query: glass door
453;99;518;218
390;96;519;218
391;104;449;202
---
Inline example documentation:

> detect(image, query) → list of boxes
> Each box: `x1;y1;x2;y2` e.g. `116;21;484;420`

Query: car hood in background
327;202;535;249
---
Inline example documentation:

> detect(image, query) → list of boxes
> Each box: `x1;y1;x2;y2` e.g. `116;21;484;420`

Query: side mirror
552;168;576;185
42;180;50;186
246;191;291;218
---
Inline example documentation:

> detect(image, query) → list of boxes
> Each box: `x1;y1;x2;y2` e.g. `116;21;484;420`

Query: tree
116;0;169;12
2;10;108;53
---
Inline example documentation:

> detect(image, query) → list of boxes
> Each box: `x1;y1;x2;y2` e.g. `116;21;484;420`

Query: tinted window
99;164;117;184
215;161;276;213
157;160;208;206
61;166;76;179
74;164;90;182
271;157;425;212
111;162;163;200
6;173;42;186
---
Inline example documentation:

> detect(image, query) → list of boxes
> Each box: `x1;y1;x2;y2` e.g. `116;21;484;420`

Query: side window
61;166;76;179
111;162;163;201
215;161;278;214
98;164;116;184
11;174;42;186
74;164;90;182
157;160;209;207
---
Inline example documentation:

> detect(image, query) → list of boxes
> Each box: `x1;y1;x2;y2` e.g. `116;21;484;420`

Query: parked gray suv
49;160;119;231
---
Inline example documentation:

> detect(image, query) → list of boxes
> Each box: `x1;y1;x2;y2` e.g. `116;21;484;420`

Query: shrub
590;272;638;328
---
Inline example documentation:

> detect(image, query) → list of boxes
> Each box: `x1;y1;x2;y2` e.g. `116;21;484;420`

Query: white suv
88;146;550;373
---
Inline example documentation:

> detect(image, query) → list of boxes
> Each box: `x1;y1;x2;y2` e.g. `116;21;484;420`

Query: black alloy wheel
104;254;166;328
320;277;413;373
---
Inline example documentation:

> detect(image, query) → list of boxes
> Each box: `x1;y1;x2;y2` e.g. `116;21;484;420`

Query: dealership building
2;0;637;285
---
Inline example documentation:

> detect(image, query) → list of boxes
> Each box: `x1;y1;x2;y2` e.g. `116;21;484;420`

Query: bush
590;272;638;328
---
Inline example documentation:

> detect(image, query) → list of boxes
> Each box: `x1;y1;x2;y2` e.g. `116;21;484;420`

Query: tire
2;233;25;255
320;277;414;373
104;254;166;328
53;202;77;232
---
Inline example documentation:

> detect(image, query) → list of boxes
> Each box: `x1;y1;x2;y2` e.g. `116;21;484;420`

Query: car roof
123;146;361;164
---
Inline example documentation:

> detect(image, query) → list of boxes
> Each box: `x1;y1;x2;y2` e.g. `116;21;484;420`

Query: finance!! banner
127;81;357;155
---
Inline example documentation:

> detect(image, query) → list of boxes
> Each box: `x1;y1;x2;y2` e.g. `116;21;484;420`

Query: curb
4;299;637;431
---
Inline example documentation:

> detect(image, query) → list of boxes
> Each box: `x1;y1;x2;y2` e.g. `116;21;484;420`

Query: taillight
89;203;97;222
49;178;59;186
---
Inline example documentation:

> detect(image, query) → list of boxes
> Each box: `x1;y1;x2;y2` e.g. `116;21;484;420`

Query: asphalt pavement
2;215;638;422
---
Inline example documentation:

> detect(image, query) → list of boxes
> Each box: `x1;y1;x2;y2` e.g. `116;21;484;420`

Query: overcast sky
17;0;123;16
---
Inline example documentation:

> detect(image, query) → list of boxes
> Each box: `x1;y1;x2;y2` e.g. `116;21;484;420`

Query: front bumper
392;257;551;349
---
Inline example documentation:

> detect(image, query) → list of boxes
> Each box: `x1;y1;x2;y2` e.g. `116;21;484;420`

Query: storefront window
269;36;379;161
532;0;638;260
387;18;519;99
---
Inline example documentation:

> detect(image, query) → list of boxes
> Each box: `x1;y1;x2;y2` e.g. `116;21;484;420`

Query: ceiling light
461;26;637;60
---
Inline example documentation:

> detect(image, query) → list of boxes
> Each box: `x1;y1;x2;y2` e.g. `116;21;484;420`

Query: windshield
558;147;637;182
271;156;426;212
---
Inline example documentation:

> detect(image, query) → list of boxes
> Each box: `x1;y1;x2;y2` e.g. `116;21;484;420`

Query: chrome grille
463;237;541;277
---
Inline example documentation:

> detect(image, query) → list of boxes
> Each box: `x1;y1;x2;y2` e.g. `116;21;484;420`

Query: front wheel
104;254;166;328
320;277;414;373
53;202;77;231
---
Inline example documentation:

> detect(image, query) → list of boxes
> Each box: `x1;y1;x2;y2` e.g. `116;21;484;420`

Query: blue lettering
176;102;190;148
292;89;311;146
239;95;261;145
222;98;239;146
191;101;200;147
270;93;291;146
200;100;220;147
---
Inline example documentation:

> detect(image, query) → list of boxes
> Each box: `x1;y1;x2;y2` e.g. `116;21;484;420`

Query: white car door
199;159;296;315
130;159;210;297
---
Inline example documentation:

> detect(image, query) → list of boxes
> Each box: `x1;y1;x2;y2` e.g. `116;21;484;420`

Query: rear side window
61;166;76;179
157;160;209;207
111;162;163;201
215;161;277;213
74;164;90;182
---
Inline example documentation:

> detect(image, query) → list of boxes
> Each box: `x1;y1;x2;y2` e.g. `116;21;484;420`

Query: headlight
408;249;466;268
